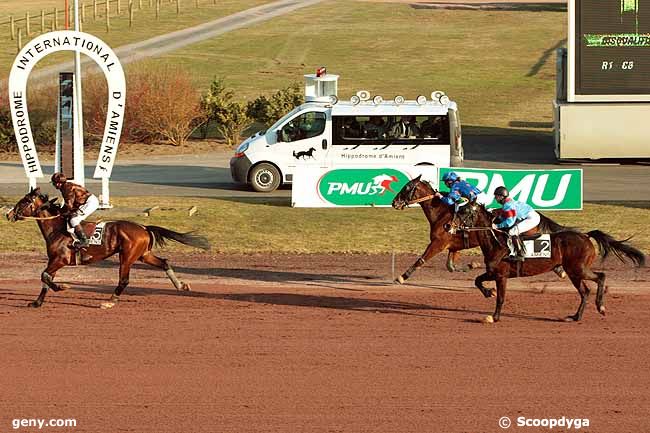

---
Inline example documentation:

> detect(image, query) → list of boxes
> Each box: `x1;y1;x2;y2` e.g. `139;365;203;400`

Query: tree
201;77;252;147
246;82;304;127
85;67;206;146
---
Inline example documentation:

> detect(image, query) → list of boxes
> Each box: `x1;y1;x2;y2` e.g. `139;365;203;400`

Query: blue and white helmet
442;171;459;183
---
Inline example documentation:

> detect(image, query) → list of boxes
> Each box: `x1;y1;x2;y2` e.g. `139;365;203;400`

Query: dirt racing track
1;252;649;432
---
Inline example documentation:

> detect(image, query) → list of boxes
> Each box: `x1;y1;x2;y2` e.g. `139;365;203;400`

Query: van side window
280;112;326;142
333;115;450;145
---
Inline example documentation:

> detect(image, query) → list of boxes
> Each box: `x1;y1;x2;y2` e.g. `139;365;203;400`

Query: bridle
12;194;62;221
403;180;437;206
446;202;506;246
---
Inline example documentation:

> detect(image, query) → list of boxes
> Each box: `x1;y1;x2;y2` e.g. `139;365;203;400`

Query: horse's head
445;200;492;234
6;188;55;222
392;175;436;210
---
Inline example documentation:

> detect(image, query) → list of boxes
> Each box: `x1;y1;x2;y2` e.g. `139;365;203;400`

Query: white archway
8;30;126;186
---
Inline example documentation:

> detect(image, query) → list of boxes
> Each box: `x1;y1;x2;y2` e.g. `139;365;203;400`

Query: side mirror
276;130;283;143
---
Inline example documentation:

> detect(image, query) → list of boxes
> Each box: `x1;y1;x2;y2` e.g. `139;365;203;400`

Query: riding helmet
442;171;459;183
51;172;67;186
493;186;509;197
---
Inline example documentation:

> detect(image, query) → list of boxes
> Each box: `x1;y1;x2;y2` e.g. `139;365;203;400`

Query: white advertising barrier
292;165;439;207
8;30;126;180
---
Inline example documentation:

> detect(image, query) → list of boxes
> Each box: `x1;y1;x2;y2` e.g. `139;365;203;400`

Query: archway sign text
8;30;126;181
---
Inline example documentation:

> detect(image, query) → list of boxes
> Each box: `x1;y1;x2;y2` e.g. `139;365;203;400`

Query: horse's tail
537;212;576;233
146;226;211;251
587;230;646;267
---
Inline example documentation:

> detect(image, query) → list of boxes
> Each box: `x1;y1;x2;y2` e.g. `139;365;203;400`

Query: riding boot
510;236;525;261
73;225;90;249
506;236;516;257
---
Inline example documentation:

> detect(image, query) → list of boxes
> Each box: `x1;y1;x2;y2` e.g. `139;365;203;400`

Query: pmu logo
439;168;583;210
318;169;409;206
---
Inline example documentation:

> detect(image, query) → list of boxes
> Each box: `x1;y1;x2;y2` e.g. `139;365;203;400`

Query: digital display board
569;0;650;101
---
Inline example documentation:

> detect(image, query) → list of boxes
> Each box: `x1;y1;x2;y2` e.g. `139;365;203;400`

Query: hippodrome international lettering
14;35;118;71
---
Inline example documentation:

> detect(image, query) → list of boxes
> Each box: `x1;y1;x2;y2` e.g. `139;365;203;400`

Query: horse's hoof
563;315;578;322
181;283;191;292
395;275;405;285
100;302;116;310
483;315;494;324
28;301;42;308
598;306;606;315
57;283;70;291
489;289;496;298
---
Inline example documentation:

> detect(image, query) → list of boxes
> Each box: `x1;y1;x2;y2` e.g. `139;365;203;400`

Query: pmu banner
292;165;439;207
8;30;125;180
439;168;583;210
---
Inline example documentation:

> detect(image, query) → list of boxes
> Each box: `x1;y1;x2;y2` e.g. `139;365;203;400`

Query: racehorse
450;201;645;323
6;188;210;309
391;176;568;283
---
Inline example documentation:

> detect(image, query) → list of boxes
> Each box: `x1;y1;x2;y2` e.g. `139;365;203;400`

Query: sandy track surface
1;253;649;432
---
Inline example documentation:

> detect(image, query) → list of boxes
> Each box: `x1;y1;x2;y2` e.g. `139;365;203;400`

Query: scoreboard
569;0;650;101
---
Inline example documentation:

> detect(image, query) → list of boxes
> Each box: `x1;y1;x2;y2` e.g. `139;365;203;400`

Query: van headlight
234;142;249;157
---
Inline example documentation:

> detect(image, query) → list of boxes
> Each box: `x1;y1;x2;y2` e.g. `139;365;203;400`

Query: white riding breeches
508;210;540;236
69;194;99;227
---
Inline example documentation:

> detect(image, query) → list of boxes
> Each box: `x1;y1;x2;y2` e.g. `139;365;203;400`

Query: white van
230;74;463;192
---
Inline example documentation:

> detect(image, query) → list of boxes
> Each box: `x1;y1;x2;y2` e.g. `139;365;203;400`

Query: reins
20;215;62;221
407;194;436;205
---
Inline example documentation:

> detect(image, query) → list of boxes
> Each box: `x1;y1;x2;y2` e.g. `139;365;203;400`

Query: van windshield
333;115;450;145
267;106;304;133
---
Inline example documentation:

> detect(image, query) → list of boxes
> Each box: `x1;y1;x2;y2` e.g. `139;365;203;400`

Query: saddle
68;221;102;266
67;220;101;241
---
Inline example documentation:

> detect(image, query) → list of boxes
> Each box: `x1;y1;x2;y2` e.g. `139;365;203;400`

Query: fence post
106;0;111;31
129;0;134;28
41;10;45;33
93;0;97;20
17;28;22;53
176;0;180;14
81;2;86;22
139;0;142;10
156;0;160;19
117;0;121;15
9;16;15;40
195;0;199;8
25;12;31;36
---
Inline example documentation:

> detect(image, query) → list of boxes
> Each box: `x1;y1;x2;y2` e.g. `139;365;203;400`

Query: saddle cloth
521;234;551;259
70;221;107;246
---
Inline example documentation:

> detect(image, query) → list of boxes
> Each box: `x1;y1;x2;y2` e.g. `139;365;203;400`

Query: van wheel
250;163;281;192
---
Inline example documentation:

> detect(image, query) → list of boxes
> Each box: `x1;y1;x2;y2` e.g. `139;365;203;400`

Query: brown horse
451;201;645;323
6;188;210;309
391;176;569;284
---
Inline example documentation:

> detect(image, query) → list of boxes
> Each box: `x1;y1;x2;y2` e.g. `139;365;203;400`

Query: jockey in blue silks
491;186;541;260
434;171;490;210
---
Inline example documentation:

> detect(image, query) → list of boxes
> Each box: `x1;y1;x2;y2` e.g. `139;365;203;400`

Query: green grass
0;0;275;78
1;197;648;255
142;1;566;131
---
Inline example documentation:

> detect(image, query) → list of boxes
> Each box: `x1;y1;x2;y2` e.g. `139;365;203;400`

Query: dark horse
6;188;210;309
391;176;568;283
452;200;645;323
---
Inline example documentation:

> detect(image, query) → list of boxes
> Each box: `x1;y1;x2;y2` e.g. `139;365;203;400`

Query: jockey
51;172;99;249
434;171;490;210
491;186;540;260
